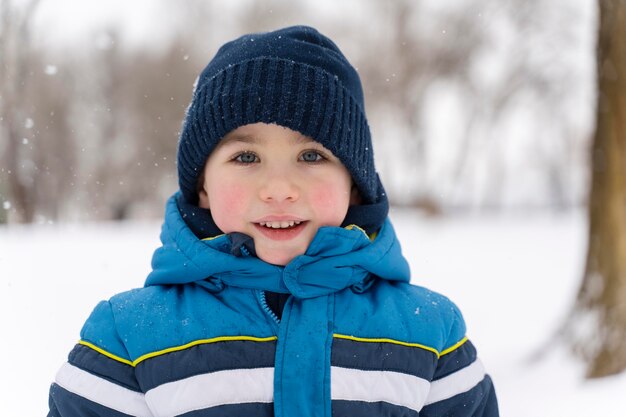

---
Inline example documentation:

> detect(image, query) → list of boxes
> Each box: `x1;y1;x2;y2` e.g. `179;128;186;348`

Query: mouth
258;220;303;229
253;220;308;240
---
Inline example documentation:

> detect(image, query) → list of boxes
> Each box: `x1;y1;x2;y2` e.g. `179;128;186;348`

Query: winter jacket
48;193;499;417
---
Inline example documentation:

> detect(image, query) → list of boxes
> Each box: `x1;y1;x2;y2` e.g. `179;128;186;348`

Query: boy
48;26;498;417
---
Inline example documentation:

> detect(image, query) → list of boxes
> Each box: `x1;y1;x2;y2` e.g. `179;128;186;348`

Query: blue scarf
146;193;410;417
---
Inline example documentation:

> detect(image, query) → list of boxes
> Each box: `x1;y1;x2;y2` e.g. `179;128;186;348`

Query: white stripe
424;358;486;405
55;362;153;417
145;367;274;417
331;366;430;412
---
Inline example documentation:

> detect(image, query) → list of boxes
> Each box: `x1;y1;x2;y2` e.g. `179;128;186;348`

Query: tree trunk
571;0;626;378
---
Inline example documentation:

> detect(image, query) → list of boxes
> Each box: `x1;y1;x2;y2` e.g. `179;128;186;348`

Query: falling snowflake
45;65;58;75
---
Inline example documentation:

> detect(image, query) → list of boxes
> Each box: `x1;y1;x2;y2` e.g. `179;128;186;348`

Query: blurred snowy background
1;0;596;222
2;0;625;415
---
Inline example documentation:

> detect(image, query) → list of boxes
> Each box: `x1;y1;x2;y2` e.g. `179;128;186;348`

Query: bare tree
354;0;588;211
21;47;74;222
0;0;41;222
566;0;626;378
355;0;487;210
113;35;199;217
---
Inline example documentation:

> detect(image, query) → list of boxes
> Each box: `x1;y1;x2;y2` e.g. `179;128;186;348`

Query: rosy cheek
209;183;249;232
310;185;350;225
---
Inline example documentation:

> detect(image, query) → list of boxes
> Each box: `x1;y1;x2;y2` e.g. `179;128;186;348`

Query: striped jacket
48;194;498;417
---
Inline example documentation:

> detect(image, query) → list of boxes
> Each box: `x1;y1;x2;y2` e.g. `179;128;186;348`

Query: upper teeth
259;221;302;229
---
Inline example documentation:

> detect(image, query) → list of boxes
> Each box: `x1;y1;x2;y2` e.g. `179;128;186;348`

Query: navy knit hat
177;25;384;205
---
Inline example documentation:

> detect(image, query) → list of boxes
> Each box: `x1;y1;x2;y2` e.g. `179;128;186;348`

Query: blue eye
235;152;258;164
300;150;323;162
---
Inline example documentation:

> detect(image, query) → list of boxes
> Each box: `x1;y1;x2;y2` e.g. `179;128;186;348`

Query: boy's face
198;122;358;265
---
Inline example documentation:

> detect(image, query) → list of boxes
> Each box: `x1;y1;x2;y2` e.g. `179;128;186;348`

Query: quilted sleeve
421;308;499;416
48;301;153;417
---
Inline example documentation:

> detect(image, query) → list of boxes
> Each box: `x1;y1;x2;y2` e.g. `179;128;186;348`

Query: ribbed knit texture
177;26;383;205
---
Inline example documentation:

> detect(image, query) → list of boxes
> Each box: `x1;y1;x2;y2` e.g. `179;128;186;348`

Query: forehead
218;124;317;148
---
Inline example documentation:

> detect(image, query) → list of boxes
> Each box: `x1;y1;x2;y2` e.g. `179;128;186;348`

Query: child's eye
300;150;324;163
233;152;259;164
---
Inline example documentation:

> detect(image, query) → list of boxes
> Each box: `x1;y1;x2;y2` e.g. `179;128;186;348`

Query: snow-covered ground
1;209;625;416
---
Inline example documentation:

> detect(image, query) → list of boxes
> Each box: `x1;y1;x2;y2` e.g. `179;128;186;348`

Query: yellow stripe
80;335;278;367
78;340;134;366
132;335;278;365
440;336;468;357
344;224;377;241
333;334;440;357
344;224;367;235
201;234;225;241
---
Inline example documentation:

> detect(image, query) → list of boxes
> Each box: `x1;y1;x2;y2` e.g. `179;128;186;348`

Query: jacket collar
145;193;410;298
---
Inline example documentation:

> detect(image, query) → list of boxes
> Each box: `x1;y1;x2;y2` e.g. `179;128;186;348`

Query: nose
258;167;300;203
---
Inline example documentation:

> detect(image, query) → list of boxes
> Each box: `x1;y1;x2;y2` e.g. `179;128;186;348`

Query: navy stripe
423;374;498;416
434;339;477;380
68;344;141;392
179;402;274;417
331;337;437;379
135;339;276;391
48;383;134;417
332;400;419;417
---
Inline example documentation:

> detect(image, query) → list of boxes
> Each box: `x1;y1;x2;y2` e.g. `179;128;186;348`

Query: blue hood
146;193;410;298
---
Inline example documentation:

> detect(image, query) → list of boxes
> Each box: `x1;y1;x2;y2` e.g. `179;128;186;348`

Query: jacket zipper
240;243;281;326
258;290;281;325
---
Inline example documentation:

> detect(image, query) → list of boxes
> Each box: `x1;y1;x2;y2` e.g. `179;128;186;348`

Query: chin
257;248;301;266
